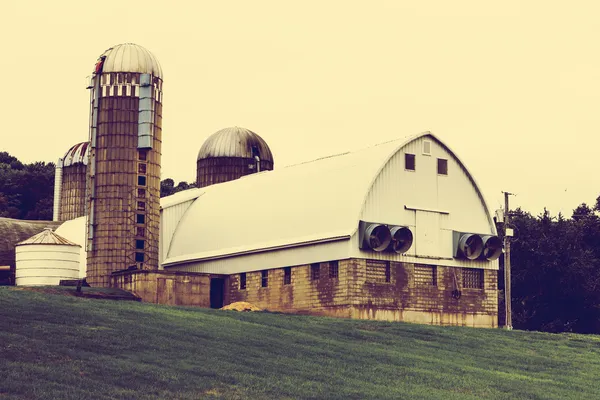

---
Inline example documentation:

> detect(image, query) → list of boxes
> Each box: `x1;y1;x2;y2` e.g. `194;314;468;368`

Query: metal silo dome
62;142;89;167
95;43;163;78
196;127;275;188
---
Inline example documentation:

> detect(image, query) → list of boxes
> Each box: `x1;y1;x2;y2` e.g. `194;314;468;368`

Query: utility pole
503;191;514;330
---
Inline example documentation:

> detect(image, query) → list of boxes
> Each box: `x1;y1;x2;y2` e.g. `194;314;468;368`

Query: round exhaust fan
480;235;502;261
388;226;413;254
458;234;483;260
365;224;392;252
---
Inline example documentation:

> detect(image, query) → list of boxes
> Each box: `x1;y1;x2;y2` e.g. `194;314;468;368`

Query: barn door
415;210;441;257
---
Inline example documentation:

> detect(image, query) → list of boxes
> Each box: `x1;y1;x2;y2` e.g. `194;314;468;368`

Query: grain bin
86;43;163;287
196;127;274;188
15;229;81;286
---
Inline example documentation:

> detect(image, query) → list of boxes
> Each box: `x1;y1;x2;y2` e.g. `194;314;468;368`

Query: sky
1;1;599;216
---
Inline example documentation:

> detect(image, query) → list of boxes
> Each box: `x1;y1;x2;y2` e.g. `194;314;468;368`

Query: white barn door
415;210;441;257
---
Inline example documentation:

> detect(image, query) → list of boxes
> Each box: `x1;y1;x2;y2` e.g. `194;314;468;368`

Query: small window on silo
138;163;147;174
283;267;291;285
136;240;145;250
138;176;146;186
138;150;147;161
136;214;145;224
405;154;415;171
137;188;146;198
261;270;269;287
437;158;448;175
136;227;145;237
240;273;247;290
137;201;146;211
135;252;144;262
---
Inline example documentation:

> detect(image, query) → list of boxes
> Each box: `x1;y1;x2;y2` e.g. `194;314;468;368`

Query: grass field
1;287;599;399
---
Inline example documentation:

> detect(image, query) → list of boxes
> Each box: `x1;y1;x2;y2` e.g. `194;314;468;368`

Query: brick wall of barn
228;258;497;327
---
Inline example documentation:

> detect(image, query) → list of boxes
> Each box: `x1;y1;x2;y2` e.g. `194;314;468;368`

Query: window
136;227;145;237
135;252;144;262
137;201;146;211
463;268;484;289
329;261;339;279
137;188;146;198
138;175;146;186
366;260;390;283
405;153;415;171
385;262;391;283
240;273;247;290
311;263;320;280
138;163;147;174
437;158;448;175
261;270;269;287
135;240;145;250
414;265;437;286
138;151;147;161
422;140;432;155
284;267;291;285
136;214;145;224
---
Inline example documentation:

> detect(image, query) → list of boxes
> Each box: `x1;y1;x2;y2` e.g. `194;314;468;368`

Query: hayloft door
210;278;225;309
415;210;441;257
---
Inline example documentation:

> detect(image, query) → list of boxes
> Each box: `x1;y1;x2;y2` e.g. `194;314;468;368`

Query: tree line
1;150;599;333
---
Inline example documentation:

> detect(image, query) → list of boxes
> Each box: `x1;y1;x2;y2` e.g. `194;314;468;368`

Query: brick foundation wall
228;258;498;327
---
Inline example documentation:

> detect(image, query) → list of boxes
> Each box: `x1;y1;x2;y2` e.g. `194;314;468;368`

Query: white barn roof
163;132;494;268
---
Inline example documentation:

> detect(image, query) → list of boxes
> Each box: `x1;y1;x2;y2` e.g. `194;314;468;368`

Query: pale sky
2;1;599;216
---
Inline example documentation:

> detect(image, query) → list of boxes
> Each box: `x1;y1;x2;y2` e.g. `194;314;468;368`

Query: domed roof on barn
95;43;163;78
197;127;274;162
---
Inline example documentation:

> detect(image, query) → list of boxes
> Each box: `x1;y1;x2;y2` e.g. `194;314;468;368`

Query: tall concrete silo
86;43;163;287
196;127;274;188
53;142;89;222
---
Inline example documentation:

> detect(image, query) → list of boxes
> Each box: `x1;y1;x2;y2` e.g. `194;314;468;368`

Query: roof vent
422;140;432;156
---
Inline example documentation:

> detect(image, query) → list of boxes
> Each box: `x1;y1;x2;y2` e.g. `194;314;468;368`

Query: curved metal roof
96;43;163;79
163;132;496;268
197;127;274;162
17;228;79;247
62;142;89;167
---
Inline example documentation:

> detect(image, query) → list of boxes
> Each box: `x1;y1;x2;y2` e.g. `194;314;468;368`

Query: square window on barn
463;268;484;289
366;260;390;283
240;273;246;290
329;261;339;279
437;158;448;175
405;153;415;171
138;175;146;186
261;270;269;288
311;263;320;280
136;214;145;224
284;267;291;285
414;265;437;286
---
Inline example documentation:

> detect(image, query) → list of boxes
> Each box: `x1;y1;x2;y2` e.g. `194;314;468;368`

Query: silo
15;229;80;286
86;43;163;287
196;127;274;188
54;142;89;222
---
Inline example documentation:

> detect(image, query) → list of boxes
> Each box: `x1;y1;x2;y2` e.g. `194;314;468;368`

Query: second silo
86;43;163;287
196;127;274;188
54;142;89;222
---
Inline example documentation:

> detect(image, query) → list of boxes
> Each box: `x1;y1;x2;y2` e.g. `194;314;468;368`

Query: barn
136;131;499;327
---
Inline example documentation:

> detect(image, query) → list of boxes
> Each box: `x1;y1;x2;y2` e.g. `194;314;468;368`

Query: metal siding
159;199;195;265
166;240;351;275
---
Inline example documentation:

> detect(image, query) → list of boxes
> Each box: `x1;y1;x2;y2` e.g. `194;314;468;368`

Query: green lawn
1;287;599;400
